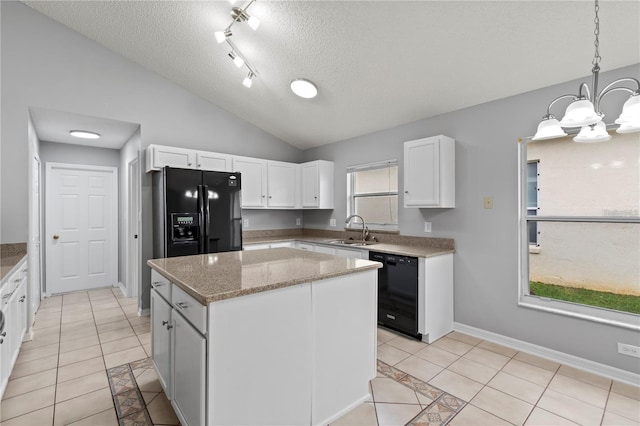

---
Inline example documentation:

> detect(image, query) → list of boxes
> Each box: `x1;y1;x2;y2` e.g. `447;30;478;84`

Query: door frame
44;162;118;296
28;152;42;336
126;157;141;299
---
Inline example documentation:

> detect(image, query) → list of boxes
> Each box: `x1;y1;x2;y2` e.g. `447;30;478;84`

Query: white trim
453;322;640;386
118;281;129;298
138;308;150;317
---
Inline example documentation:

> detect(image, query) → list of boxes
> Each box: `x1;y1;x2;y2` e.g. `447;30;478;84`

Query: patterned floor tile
377;359;408;381
409;402;457;426
119;409;153;426
113;389;146;418
399;374;443;401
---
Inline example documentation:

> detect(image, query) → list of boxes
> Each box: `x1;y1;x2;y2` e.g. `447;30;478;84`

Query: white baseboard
138;308;150;317
117;282;129;298
454;322;640;386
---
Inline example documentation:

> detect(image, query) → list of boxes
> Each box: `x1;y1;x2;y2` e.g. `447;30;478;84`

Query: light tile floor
333;329;640;426
2;288;639;426
0;287;177;425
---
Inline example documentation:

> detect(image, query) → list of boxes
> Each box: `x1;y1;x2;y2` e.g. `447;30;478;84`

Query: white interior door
45;163;118;295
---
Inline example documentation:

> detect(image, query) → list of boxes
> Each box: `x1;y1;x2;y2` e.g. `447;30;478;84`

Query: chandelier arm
577;83;592;101
595;86;637;112
545;94;578;117
596;78;640;100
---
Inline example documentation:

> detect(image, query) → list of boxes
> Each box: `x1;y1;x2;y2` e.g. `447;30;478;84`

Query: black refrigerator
153;167;242;258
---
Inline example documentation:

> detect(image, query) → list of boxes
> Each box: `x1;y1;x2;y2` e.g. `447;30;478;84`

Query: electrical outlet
243;219;249;228
424;222;432;233
329;218;336;227
296;218;301;226
484;196;493;209
618;343;640;358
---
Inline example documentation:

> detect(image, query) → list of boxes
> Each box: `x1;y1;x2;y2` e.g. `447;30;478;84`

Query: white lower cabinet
0;259;28;399
172;312;206;426
151;289;172;398
418;254;454;343
151;274;206;426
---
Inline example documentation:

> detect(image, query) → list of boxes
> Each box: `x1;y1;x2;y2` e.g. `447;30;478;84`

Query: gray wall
1;2;304;309
1;0;303;244
303;64;640;374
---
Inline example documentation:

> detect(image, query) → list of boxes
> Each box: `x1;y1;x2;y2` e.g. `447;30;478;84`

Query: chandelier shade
573;122;612;143
532;117;568;141
614;94;640;124
558;99;602;127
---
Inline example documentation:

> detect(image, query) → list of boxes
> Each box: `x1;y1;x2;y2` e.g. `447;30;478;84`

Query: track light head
228;51;245;68
243;72;254;88
231;7;260;31
214;30;232;44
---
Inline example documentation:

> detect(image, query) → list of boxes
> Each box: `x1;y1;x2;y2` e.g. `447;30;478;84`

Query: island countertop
147;247;381;305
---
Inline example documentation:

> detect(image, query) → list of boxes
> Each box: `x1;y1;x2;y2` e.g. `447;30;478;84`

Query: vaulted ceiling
23;1;640;150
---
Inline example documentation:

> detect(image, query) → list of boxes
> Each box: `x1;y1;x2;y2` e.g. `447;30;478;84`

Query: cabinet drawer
172;284;207;334
151;270;172;302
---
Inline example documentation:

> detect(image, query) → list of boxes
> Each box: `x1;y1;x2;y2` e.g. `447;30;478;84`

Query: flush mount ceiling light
214;0;259;88
533;0;639;142
290;79;318;99
69;130;100;139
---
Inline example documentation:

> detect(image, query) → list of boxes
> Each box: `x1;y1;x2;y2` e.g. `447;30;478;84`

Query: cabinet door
267;161;296;208
335;248;363;259
196;152;231;172
151;290;173;399
173;312;206;426
150;145;196;171
404;138;440;207
302;163;319;207
16;280;27;343
313;245;336;255
233;157;266;208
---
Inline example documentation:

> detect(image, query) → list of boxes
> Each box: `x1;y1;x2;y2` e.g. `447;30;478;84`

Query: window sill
345;226;399;234
529;245;541;254
519;294;640;331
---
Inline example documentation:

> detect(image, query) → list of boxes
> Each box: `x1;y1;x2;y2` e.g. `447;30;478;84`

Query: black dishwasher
370;251;421;340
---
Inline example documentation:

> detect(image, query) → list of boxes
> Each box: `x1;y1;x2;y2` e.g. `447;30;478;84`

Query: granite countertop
243;236;455;258
147;247;381;305
1;243;28;282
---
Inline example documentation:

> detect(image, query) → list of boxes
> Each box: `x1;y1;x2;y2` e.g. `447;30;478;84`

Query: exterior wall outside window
526;132;640;296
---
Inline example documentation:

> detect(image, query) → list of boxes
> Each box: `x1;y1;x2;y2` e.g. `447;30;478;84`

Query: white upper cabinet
146;145;334;210
196;151;232;172
233;156;267;208
403;135;455;208
301;160;334;209
147;145;196;172
266;161;296;208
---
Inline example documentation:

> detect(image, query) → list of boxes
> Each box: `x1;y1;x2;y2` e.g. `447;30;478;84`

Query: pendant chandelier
533;0;640;142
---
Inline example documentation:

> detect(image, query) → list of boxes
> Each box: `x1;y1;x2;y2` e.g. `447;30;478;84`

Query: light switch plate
329;218;336;227
484;196;493;209
243;219;249;228
424;222;432;233
296;218;301;226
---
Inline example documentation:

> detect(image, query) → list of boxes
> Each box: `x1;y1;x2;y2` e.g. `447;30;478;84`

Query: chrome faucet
345;214;368;241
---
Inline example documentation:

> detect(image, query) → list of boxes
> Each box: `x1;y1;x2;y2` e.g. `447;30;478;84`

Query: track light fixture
243;72;254;89
533;0;640;142
228;51;245;68
215;0;260;88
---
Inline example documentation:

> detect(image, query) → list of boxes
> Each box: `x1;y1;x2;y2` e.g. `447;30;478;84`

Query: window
347;160;398;230
520;132;640;329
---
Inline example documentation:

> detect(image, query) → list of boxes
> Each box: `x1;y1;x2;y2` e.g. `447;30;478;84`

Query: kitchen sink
327;239;378;247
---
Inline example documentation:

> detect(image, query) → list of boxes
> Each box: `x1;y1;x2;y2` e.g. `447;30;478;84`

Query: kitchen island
147;248;381;426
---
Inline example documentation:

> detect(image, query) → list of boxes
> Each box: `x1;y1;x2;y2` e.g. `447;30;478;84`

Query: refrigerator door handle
202;184;210;253
197;184;205;253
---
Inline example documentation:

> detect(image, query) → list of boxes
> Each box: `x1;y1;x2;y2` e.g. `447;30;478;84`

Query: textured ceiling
22;1;640;150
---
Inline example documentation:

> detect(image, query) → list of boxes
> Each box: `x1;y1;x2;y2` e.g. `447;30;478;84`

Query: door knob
53;235;59;240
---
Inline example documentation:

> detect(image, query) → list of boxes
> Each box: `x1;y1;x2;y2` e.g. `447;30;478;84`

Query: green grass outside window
530;282;640;315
